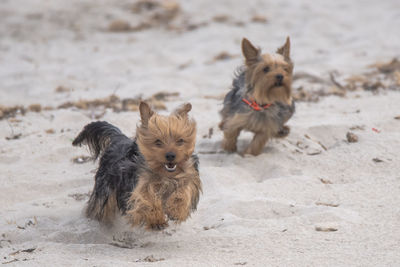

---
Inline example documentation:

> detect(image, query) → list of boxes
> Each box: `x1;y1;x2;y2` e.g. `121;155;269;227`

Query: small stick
198;150;225;155
304;134;328;151
329;72;345;89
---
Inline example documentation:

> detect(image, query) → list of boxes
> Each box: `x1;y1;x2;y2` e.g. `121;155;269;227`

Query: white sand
1;0;400;266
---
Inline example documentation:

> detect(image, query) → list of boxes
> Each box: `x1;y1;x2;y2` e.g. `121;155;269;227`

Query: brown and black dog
73;102;201;230
220;37;295;156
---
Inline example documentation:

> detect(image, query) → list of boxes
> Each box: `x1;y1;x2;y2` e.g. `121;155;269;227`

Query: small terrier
219;37;295;156
73;102;201;230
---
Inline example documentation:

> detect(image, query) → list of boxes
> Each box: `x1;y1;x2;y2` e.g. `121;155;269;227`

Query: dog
219;37;295;156
72;101;201;230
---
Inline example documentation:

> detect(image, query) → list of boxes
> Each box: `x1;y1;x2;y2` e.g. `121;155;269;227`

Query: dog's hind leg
275;125;290;138
86;189;117;225
85;167;119;225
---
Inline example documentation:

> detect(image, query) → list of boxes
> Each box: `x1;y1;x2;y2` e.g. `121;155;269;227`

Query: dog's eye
154;139;163;147
177;139;185;146
263;66;270;73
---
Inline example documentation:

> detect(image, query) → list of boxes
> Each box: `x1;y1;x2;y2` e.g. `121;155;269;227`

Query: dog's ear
139;101;154;126
242;38;260;66
174;102;192;118
276;36;291;62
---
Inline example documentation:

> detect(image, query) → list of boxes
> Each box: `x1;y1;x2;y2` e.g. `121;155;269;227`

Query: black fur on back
221;67;249;117
73;121;144;217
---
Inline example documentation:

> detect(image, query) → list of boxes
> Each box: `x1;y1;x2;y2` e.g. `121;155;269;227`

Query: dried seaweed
293;58;400;102
0;91;178;121
0;105;26;120
108;0;181;33
135;255;165;262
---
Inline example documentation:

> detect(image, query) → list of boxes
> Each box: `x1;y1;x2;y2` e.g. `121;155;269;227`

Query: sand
1;0;400;266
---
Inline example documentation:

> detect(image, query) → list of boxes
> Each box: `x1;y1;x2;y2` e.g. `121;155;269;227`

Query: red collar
242;98;272;111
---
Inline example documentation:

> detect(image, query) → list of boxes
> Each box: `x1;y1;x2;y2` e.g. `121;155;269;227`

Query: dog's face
136;102;196;176
242;37;293;105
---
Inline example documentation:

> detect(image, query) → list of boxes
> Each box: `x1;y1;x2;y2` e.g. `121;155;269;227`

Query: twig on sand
234;262;247;265
304;134;328;151
315;226;338;232
9;247;36;256
319;178;333;184
372;158;384;163
109;242;136;249
350;125;365;131
198;150;225;154
2;259;19;264
329;72;345;90
307;150;322;156
315;202;339;207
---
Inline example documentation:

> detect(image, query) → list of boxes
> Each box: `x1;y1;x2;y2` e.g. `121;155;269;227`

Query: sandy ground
1;0;400;266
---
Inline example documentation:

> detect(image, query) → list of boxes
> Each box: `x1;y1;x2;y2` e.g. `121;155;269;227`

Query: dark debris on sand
68;192;90;201
108;0;182;33
0;106;26;120
0;92;179;121
5;133;22;141
57;92;179;113
372;158;384;163
136;255;165;262
346;132;358;143
293;58;400;102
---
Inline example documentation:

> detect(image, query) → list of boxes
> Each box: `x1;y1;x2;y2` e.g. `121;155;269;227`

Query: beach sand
1;0;399;266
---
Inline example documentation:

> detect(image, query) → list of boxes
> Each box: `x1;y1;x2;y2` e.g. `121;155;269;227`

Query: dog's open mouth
164;162;177;172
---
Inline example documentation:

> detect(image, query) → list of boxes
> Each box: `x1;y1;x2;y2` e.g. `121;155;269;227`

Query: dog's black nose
165;152;176;162
276;74;284;82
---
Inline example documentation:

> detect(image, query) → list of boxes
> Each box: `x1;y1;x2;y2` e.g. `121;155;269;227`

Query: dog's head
136;101;196;176
241;37;293;105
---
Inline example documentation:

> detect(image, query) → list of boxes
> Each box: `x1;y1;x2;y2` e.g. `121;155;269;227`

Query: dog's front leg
164;187;192;223
127;183;168;231
243;132;269;156
222;127;242;152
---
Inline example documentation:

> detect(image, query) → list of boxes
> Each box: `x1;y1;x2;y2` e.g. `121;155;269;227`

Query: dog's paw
167;211;189;223
242;147;262;156
167;214;183;222
275;125;290;138
222;142;237;153
165;198;190;222
148;221;169;231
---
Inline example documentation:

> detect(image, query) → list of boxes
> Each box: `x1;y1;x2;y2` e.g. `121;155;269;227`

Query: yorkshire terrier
72;102;201;230
219;37;295;156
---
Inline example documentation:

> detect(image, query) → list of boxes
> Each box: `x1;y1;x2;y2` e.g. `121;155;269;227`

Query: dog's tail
72;121;128;160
